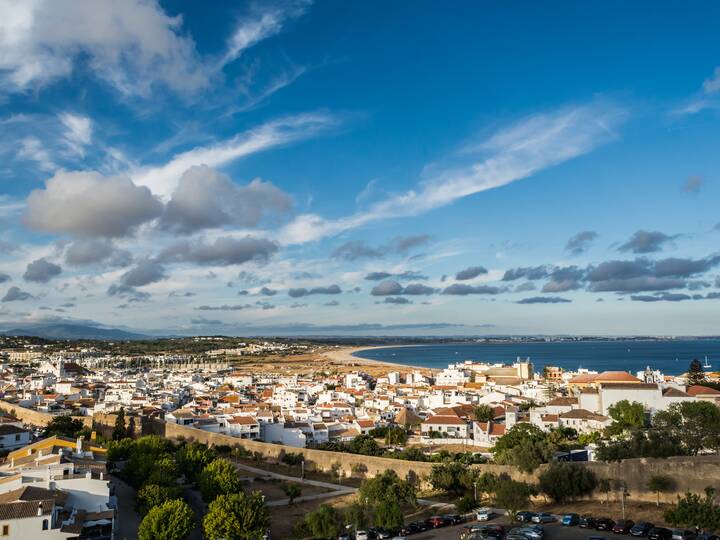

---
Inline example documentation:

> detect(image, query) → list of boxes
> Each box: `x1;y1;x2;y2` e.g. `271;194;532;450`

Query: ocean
351;340;720;375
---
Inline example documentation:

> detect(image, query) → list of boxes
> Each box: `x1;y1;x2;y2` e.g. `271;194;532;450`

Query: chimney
76;436;83;453
37;502;43;516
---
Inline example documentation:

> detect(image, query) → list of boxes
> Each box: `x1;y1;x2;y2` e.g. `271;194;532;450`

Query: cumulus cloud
0;273;10;284
618;230;675;254
259;287;278;296
323;300;339;307
441;284;505;295
0;240;17;254
195;304;252;311
25;171;162;238
517;296;571;304
514;282;536;292
2;287;35;302
541;266;585;293
502;266;549;281
0;0;209;96
23;258;62;283
288;284;342;298
370;280;435;296
333;235;431;261
159;165;292;234
2;286;34;302
565;230;597;255
159;236;279;266
380;297;412;305
364;270;427;281
108;259;166;297
455;266;488;281
64;239;132;267
630;292;692;302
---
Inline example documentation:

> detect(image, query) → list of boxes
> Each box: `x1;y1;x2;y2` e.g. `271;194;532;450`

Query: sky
0;0;719;337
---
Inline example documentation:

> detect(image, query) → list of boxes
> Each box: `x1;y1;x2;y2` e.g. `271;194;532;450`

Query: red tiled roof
687;385;720;396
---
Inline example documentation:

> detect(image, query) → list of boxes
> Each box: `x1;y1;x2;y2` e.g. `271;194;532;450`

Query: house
226;416;259;439
0;425;31;451
473;421;505;447
421;415;469;438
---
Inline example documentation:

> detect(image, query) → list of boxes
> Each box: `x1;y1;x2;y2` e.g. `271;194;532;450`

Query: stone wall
149;420;720;503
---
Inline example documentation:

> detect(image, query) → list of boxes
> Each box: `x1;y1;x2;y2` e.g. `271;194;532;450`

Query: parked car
631;523;655;537
373;528;394;539
477;508;496;521
410;521;428;533
510;525;544;539
672;530;697;540
444;514;463;525
562;514;580;526
466;524;505;539
532;513;556;524
356;531;374;540
338;534;350;540
648;527;674;540
516;512;537;523
426;516;445;529
580;516;598;529
614;520;636;534
596;518;615;531
696;534;720;540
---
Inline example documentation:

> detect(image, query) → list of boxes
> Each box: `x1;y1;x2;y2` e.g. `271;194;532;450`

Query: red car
614;520;636;534
426;516;446;528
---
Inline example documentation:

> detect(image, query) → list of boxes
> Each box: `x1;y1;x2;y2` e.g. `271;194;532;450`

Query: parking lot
412;517;642;540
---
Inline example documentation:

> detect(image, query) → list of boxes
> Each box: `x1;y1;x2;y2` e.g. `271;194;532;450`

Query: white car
356;532;369;540
477;508;495;521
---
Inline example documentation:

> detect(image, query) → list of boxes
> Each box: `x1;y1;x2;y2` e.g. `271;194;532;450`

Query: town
0;335;719;539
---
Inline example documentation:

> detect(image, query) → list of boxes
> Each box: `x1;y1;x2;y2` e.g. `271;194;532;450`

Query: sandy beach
321;345;431;374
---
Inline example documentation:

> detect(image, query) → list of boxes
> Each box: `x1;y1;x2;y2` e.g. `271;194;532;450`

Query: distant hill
0;323;149;341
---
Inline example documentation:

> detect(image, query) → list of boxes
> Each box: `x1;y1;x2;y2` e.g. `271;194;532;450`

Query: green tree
112;407;127;441
282;482;302;505
138;499;195;540
654;401;720;455
606;400;646;435
687;359;706;386
136;484;183;516
384;426;409;445
107;437;134;463
123;436;177;489
493;479;535;521
664;487;720;530
301;504;341;539
358;469;416;506
343;501;368;530
597;478;612;504
474;404;495;423
203;492;270;540
347;434;381;456
44;415;85;438
199;459;242;502
647;475;675;507
176;442;217;482
374;498;404;530
538;462;597;503
492;424;556;473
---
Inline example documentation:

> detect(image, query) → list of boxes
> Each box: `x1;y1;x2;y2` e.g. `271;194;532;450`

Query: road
413;517;647;540
111;476;141;540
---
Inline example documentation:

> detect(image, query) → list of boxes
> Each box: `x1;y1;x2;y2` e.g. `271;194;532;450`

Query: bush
456;494;477;513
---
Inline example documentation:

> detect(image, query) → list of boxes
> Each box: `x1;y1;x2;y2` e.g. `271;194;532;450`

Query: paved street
413;517;645;540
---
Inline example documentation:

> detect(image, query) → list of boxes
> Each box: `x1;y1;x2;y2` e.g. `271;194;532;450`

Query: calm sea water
352;340;720;375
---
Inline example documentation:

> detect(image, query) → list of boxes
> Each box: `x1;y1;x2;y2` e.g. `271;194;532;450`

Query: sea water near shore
351;340;720;375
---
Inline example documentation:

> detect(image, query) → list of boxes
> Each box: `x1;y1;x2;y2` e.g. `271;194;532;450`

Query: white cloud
18;137;56;171
220;1;310;68
703;67;720;94
132;112;337;197
281;102;626;244
59;113;92;156
0;0;208;96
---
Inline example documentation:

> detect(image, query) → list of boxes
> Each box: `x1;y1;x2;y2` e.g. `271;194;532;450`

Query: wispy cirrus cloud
132;112;338;197
281;101;626;244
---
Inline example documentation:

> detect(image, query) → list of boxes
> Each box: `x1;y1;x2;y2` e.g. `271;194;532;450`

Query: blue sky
1;0;719;336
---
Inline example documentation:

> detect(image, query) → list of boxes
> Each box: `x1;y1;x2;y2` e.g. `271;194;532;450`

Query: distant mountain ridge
0;323;149;341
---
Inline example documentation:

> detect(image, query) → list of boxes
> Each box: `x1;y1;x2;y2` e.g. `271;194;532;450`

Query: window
42;519;48;531
14;435;19;441
2;524;8;536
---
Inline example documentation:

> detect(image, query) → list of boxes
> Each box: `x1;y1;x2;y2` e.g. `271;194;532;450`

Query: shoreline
321;345;428;372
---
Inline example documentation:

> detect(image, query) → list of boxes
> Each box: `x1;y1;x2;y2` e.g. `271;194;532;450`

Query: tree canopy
199;459;242;502
492;424;555;472
538;462;597;503
138;499;195;540
44;415;85;438
203;491;270;540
